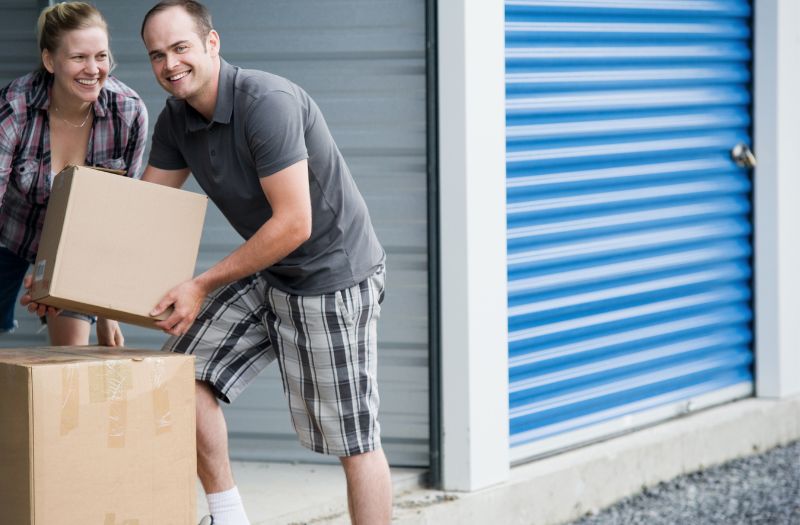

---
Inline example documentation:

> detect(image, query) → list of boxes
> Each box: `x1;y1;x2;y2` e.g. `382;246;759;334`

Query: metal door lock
731;143;756;168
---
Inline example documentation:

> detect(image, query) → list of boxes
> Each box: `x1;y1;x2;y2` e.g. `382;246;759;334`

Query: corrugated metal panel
0;0;43;82
506;0;754;460
0;0;49;347
103;0;428;468
2;1;429;467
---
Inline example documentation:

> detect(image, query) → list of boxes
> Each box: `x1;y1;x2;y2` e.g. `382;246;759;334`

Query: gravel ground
569;440;800;525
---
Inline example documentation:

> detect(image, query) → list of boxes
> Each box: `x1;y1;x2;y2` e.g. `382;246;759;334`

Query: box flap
68;164;126;176
0;347;189;367
30;167;76;300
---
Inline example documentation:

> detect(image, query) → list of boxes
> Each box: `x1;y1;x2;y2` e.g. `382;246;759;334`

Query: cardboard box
30;166;207;328
0;347;197;524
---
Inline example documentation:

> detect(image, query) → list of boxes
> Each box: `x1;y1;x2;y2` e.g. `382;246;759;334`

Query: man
140;2;390;524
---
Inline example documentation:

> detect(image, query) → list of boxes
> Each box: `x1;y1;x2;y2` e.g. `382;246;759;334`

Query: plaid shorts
163;267;385;457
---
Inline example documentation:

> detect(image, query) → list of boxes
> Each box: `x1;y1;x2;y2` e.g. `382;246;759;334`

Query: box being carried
0;347;197;524
30;166;208;328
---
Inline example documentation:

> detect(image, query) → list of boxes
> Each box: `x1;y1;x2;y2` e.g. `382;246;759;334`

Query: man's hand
96;318;124;347
151;279;208;336
145;160;311;338
19;274;61;317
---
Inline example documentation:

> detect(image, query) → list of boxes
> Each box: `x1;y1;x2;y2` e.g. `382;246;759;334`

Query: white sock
206;486;250;525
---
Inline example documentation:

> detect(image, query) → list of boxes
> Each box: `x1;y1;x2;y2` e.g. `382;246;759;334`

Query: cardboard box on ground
30;166;208;328
0;347;197;524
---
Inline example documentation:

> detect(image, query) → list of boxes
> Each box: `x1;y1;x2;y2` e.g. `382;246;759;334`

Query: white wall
438;0;509;490
753;0;800;397
434;0;800;492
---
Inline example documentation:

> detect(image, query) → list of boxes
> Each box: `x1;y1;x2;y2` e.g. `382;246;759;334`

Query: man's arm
151;159;312;336
142;163;191;188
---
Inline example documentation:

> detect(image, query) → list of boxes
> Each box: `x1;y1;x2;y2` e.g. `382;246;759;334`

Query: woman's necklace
52;104;93;128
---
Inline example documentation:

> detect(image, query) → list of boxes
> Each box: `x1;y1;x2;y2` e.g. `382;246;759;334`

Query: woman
0;2;147;345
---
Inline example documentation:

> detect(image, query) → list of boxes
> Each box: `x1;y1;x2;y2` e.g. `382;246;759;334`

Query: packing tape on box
152;358;173;434
106;361;130;449
89;361;133;448
104;514;140;525
54;351;178;445
60;364;80;436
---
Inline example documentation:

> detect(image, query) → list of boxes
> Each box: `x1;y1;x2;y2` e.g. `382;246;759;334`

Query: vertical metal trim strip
426;0;442;488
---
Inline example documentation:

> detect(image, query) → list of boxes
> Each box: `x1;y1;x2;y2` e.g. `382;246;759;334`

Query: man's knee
196;380;219;406
339;449;386;470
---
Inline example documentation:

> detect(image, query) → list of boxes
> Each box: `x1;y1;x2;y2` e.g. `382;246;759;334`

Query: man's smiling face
142;6;219;104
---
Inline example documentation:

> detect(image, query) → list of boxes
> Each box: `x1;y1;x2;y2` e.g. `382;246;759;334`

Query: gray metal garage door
1;0;429;467
0;1;50;345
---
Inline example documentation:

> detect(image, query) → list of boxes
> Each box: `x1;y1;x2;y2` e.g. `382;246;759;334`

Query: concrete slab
195;396;800;524
386;396;800;525
196;463;425;525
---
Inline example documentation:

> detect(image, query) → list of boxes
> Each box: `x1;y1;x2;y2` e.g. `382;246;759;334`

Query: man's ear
207;29;220;58
42;49;55;74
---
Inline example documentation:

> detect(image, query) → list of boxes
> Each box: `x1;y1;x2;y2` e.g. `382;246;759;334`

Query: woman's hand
19;274;61;317
96;317;124;347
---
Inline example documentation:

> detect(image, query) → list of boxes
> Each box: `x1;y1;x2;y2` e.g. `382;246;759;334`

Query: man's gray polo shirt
149;59;384;295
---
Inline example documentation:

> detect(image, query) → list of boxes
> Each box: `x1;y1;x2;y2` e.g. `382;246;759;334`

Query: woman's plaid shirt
0;71;148;262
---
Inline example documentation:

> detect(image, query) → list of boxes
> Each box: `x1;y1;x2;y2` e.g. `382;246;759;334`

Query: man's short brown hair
140;0;213;43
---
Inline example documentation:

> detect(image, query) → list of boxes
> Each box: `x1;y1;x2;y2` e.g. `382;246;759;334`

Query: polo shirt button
210;150;216;156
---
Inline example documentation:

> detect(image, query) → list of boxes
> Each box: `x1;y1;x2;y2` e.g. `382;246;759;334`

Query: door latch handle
731;143;756;169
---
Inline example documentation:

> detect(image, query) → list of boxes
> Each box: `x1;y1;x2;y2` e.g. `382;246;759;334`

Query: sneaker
0;320;18;334
198;516;214;525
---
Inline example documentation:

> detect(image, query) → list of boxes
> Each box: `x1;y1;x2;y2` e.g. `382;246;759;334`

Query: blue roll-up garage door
506;0;754;462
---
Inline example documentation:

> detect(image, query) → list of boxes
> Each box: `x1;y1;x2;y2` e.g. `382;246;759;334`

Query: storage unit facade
3;0;800;494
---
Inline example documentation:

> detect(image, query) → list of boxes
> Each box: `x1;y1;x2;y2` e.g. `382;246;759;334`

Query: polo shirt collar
213;59;235;125
185;58;236;132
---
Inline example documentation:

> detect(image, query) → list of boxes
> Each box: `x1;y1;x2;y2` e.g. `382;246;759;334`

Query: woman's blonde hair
37;2;113;71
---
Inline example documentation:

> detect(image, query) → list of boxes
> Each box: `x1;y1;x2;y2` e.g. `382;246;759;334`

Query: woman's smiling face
43;26;110;106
